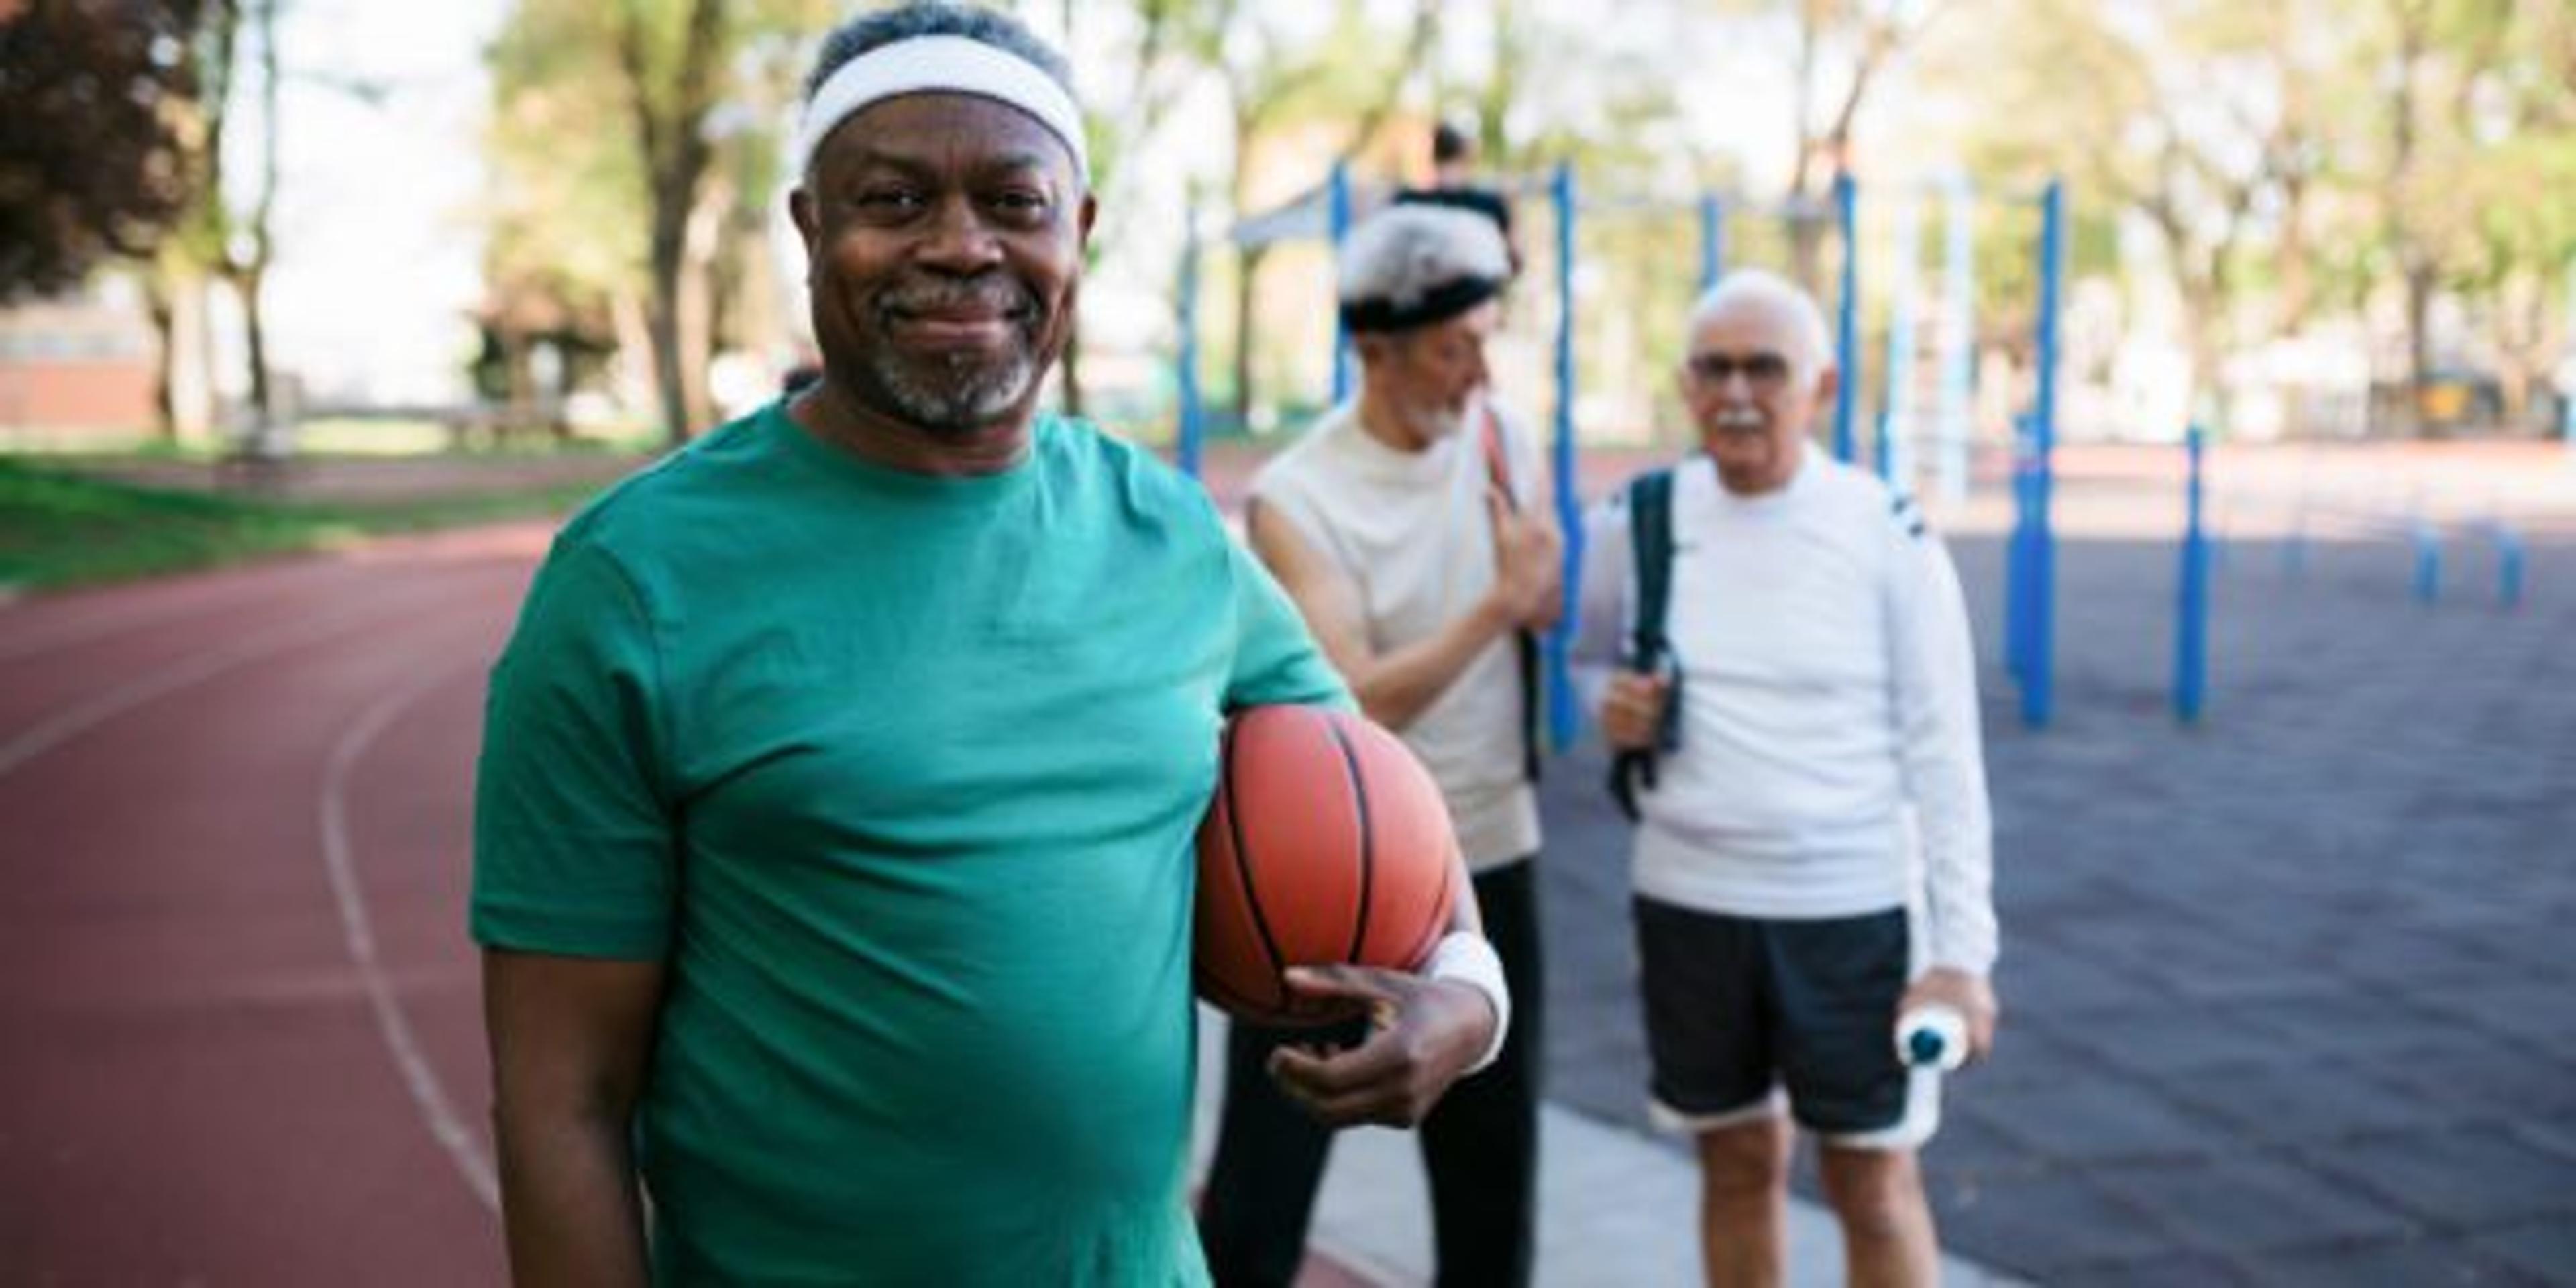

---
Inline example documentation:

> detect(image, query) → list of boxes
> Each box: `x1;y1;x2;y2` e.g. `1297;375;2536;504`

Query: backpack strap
1626;467;1676;674
1608;466;1682;821
1479;404;1544;783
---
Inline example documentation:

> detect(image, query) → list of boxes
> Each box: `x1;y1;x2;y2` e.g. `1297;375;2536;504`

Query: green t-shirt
471;404;1346;1285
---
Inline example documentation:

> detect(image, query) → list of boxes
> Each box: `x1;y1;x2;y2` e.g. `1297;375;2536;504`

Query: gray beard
867;344;1042;435
1409;404;1464;444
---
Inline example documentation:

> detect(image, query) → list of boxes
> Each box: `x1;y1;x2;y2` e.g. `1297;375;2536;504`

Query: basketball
1194;704;1460;1026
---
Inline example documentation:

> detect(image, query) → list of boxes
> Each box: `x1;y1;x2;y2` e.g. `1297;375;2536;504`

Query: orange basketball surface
1194;705;1459;1025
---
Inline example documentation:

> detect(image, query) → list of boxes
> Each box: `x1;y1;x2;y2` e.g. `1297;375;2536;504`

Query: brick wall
0;360;158;433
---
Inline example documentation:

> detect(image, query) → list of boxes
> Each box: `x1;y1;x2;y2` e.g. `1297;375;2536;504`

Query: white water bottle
1894;1003;1968;1071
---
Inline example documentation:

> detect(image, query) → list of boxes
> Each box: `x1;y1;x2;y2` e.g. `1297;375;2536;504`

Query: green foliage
0;456;613;592
482;0;654;316
479;0;831;347
0;0;213;301
1941;0;2576;396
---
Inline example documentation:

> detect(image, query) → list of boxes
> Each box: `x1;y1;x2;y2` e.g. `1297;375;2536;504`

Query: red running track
1;528;547;1285
0;525;1378;1288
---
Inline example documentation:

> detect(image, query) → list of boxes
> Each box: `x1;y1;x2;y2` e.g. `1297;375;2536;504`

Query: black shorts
1632;898;1938;1148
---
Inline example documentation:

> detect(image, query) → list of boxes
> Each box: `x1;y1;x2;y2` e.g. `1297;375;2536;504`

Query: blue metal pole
1176;206;1204;480
1697;192;1725;292
2498;525;2525;610
2023;178;2067;730
1329;162;1354;405
2175;427;2209;723
1833;170;1861;464
2004;411;2034;680
2283;498;2308;580
2412;519;2441;604
1546;162;1582;750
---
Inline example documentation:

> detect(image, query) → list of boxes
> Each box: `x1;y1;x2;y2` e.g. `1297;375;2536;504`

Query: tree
618;0;731;447
486;0;831;447
1709;0;1953;292
0;0;211;303
1169;0;1435;430
1946;0;2343;426
137;0;315;446
220;0;280;437
140;0;240;442
2363;0;2576;425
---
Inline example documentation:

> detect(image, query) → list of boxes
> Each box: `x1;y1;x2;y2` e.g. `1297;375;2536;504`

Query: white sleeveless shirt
1247;401;1544;873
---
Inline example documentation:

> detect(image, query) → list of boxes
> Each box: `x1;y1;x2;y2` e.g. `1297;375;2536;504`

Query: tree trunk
2491;272;2544;432
1231;245;1267;433
648;248;690;446
2275;175;2313;334
146;280;179;443
621;0;729;448
2402;260;2435;433
231;0;280;443
2181;294;2226;435
2383;0;2428;435
1059;325;1086;419
233;263;272;427
140;273;223;445
676;178;728;431
1786;2;1824;295
611;290;659;423
1475;0;1519;167
641;133;700;443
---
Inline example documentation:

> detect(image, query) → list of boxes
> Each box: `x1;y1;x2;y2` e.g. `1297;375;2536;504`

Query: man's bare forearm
1348;597;1520;731
495;1106;651;1287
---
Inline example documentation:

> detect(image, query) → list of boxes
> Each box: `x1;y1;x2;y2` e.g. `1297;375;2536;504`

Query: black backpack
1607;467;1684;820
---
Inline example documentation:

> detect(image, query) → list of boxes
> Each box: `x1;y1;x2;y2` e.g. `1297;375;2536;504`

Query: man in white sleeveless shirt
1574;270;1999;1288
1197;204;1562;1287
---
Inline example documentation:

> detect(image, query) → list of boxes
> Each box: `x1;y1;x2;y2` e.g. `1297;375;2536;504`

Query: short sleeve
470;539;678;959
1220;536;1354;715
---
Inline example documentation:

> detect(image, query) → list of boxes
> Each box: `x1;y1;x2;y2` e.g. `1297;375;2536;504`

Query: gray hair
805;2;1073;101
1336;204;1511;324
1686;268;1834;382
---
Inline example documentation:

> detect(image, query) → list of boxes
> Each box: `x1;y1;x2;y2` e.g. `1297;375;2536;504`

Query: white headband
794;35;1088;184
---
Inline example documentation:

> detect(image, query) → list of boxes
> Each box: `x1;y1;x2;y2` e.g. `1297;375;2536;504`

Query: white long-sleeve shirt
1572;451;1997;975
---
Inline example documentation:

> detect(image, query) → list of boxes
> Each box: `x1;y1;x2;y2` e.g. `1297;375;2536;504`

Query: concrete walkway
1190;1016;2021;1285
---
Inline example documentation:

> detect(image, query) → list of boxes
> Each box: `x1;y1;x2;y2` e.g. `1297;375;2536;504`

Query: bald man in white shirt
1574;269;1999;1288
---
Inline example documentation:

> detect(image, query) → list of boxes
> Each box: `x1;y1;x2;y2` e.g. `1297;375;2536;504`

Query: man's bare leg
1693;1116;1792;1288
1817;1144;1938;1288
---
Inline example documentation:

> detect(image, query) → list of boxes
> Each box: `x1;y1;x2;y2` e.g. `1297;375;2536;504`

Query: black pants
1197;857;1546;1288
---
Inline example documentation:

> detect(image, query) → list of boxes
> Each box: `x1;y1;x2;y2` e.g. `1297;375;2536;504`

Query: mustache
877;277;1042;319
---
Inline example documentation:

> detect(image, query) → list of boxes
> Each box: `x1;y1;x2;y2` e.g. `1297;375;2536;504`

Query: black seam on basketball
1324;714;1375;963
1222;718;1289;1009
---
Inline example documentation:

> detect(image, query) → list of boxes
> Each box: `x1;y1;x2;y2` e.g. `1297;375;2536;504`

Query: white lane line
319;657;501;1211
0;580;473;780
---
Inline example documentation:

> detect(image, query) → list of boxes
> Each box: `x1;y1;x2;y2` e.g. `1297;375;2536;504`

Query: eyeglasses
1685;350;1792;390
